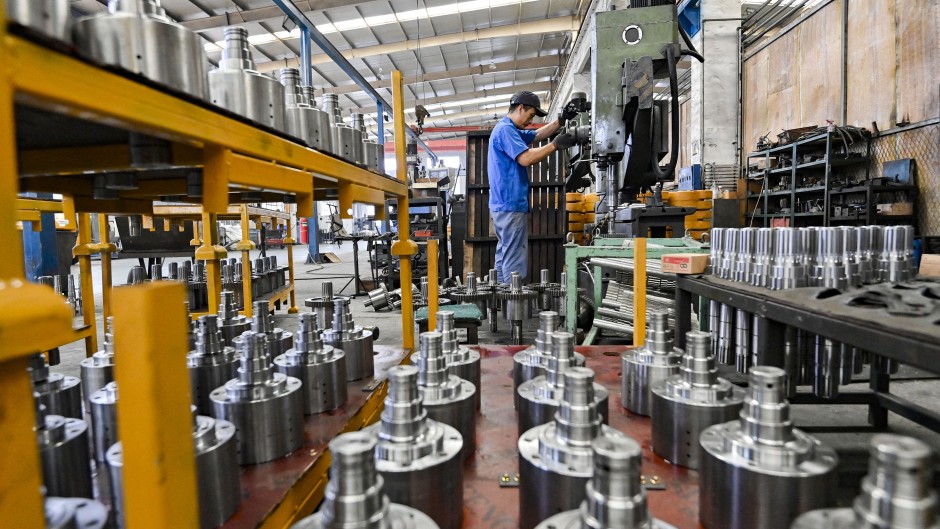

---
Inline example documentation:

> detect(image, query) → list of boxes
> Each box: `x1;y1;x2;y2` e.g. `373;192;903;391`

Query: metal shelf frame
0;9;418;525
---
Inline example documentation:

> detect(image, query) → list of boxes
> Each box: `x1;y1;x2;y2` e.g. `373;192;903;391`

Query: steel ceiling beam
180;0;355;32
350;81;554;114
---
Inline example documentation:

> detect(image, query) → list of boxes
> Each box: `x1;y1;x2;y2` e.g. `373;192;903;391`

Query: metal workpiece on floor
363;282;394;312
7;0;70;41
322;298;375;381
791;434;939;529
650;331;745;470
519;332;609;436
366;365;464;529
534;436;676;529
699;366;839;529
188;315;238;416
30;353;83;420
207;26;286;130
44;497;109;529
248;300;293;355
307;282;347;324
499;272;537;344
89;381;118;462
750;227;776;287
217;290;250;347
80;318;115;411
513;312;586;410
529;269;562;312
879;225;915;283
274;313;348;414
415;332;476;461
732;227;757;283
291;432;440;529
210;332;304;465
621;311;683;416
519;368;627;529
435;311;482;410
35;396;93;499
771;228;808;290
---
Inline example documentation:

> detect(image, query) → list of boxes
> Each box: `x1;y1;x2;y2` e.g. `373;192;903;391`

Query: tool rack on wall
0;12;418;526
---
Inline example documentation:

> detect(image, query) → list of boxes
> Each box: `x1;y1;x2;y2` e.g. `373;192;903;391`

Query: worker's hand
552;133;576;150
559;100;581;122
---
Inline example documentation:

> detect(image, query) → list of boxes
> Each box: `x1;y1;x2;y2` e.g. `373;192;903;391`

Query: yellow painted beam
338;182;385;219
197;211;226;313
427;239;439;330
286;215;299;314
74;214;98;355
72;196;154;215
112;283;199;529
392;70;416;350
15;198;64;212
60;196;77;231
18;143;203;176
633;238;647;347
16;210;41;223
97;214;116;330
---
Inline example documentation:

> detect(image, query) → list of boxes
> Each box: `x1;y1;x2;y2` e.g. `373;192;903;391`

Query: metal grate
706;163;739;190
867;125;940;235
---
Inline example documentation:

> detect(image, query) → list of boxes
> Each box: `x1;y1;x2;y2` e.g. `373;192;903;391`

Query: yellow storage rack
0;6;419;525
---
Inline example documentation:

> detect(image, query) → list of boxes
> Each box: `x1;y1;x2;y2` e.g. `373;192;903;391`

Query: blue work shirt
488;116;537;212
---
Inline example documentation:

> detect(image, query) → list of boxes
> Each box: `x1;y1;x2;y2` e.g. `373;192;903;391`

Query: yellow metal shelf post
285;209;299;314
427;239;439;330
97;214;116;331
197;211;226;315
236;205;255;318
73;213;99;355
390;70;417;350
633;238;647;347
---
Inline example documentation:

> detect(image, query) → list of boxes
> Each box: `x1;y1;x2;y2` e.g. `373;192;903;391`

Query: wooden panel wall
845;0;897;130
896;0;940;124
798;2;843;126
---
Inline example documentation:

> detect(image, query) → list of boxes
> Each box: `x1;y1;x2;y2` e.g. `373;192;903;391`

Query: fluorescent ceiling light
205;0;538;52
342;91;548;124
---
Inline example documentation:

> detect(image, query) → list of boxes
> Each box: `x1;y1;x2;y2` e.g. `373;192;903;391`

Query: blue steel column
300;24;320;263
21;192;59;282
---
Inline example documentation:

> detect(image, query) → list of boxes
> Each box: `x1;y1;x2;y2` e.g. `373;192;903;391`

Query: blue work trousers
492;211;528;283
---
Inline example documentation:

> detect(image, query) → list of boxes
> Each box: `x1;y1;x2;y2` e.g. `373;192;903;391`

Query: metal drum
31;353;83;419
367;366;463;529
187;315;238;416
7;0;70;41
415;332;476;461
248;300;293;355
44;497;108;529
512;311;586;410
208;26;286;130
621;311;682;415
519;368;629;529
432;311;481;410
274;313;348;414
322;298;374;381
36;398;93;499
210;332;303;465
699;366;838;529
300;87;333;153
89;382;119;462
217;291;250;347
80;318;115;411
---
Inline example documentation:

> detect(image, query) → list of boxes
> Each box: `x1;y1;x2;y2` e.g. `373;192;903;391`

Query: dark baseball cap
510;90;548;117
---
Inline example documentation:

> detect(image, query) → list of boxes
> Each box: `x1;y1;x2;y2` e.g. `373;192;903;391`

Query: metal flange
621;311;683;416
188;314;238;416
35;395;93;499
322;297;374;381
30;353;82;420
274;313;348;414
415;332;476;461
513;312;585;410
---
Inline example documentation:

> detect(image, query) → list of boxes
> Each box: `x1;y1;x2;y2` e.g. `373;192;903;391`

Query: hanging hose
650;45;680;181
680;49;705;63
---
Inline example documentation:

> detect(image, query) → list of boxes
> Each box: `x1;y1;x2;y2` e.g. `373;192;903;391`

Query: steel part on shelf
88;381;118;462
80;317;115;411
513;311;586;410
732;227;757;283
322;297;375;381
719;228;738;280
126;265;147;285
518;332;609;436
733;308;751;373
790;434;939;529
217;290;251;347
596;279;678;334
813;336;842;399
249;300;293;355
708;228;724;275
274;313;348;414
448;272;489;315
415;332;476;461
306;282;348;326
187;314;238;416
498;272;537;345
210;332;304;464
770;228;807;290
290;431;440;529
650;331;745;470
533;436;676;529
716;303;734;364
220;263;242;309
321;93;364;165
7;0;70;41
108;411;241;529
699;366;839;529
44;497;109;529
436;310;482;410
279;68;318;145
750;228;775;287
300;86;333;153
880;225;915;283
366;365;463;529
35;395;93;499
208;26;285;130
73;0;209;100
30;352;83;419
519;367;629;529
621;311;682;415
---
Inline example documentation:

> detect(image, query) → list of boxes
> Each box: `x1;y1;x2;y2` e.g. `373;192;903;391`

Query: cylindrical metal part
37;398;93;499
274;313;348;414
415;332;476;461
31;353;83;419
813;337;841;399
44;497;109;529
771;228;808;290
207;26;286;129
188;315;238;416
249;300;293;355
218;290;250;346
621;311;683;415
322;298;375;381
80;318;116;411
651;331;745;470
7;0;70;41
699;366;839;529
732;228;757;283
89;381;119;462
210;332;304;464
436;311;482;411
734;309;751;373
717;303;734;365
513;311;589;410
299;86;333;153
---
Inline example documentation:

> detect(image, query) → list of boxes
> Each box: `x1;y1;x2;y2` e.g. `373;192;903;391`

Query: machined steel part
322;297;375;381
513;311;586;410
248;300;293;355
448;272;489;316
498;272;538;344
35;395;93;499
791;434;939;529
188;314;238;416
367;365;464;529
839;226;862;287
279;67;319;145
879;225;915;283
699;366;839;529
207;26;286;129
30;353;83;419
435;310;482;410
814;227;849;289
621;311;683;415
708;227;725;276
7;0;70;41
217;290;250;347
651;331;745;470
771;228;807;290
291;431;440;529
298;86;334;152
81;317;116;411
89;381;118;462
732;227;757;283
44;497;109;529
126;265;147;285
528;269;562;312
363;283;394;312
519;368;629;529
854;225;878;285
719;228;738;280
306;282;347;327
534;436;676;529
750;228;775;287
733;308;751;373
415;332;476;461
73;0;209;100
274;313;348;414
210;332;304;464
108;410;241;528
813;336;842;399
519;332;609;436
716;303;734;365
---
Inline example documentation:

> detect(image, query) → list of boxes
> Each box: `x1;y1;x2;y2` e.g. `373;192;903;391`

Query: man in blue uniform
488;90;578;282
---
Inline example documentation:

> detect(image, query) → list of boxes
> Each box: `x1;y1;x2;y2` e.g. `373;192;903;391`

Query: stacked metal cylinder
512;311;585;409
208;26;285;130
699;366;838;529
89;381;119;462
519;367;631;529
274;313;348;414
7;0;71;41
351;112;384;173
414;332;476;460
528;269;564;312
249;300;294;355
322;297;375;381
44;497;109;529
366;365;464;529
217;291;251;347
433;310;482;410
187;314;238;415
279;68;333;151
321;93;365;165
30;352;82;419
80;318;115;411
291;431;440;529
518;331;609;436
34;394;93;499
499;272;537;344
176;258;286;312
534;436;677;529
37;274;82;315
791;434;939;529
650;331;745;469
621;311;683;416
210;332;304;464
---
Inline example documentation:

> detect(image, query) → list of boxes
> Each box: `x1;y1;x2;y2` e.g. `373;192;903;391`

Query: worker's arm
516;143;558;167
533;118;561;143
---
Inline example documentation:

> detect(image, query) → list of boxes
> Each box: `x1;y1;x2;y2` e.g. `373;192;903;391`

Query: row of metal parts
710;224;916;289
36;274;82;316
508;310;938;529
7;1;385;173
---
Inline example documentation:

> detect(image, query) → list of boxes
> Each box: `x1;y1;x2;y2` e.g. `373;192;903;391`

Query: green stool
416;304;483;344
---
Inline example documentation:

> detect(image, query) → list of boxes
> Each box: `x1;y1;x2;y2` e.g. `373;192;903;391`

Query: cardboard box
919;254;940;277
661;253;709;274
877;202;914;216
